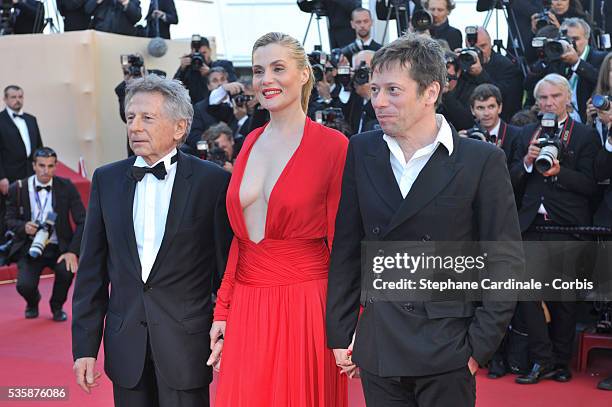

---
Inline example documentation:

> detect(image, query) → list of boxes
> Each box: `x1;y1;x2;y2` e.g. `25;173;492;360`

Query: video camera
121;54;145;78
29;212;57;258
412;9;433;33
534;112;562;174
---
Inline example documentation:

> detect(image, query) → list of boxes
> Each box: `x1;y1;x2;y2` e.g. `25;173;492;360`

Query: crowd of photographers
2;0;612;392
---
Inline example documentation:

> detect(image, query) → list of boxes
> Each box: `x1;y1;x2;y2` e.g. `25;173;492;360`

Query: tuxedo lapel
364;135;404;212
146;151;193;282
383;137;462;238
25;116;38;155
121;161;141;279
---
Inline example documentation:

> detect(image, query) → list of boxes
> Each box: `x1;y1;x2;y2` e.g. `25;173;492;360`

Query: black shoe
487;358;507;379
598;377;612;391
52;309;67;322
515;363;557;384
552;366;572;382
24;293;41;319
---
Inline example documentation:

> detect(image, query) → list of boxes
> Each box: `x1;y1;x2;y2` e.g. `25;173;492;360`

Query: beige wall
0;30;215;175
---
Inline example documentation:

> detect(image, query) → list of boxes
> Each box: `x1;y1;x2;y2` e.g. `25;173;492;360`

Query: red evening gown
213;117;349;407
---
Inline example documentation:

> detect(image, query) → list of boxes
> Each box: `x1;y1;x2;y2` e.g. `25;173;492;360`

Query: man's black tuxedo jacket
594;146;612;228
5;176;85;258
0;109;43;182
509;118;600;232
327;128;522;377
72;151;233;390
498;120;522;166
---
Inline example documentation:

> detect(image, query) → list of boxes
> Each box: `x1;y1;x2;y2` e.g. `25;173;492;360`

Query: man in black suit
559;18;607;123
6;147;85;322
57;0;91;31
145;0;178;39
339;50;378;135
84;0;141;36
460;84;521;166
72;75;232;407
341;7;382;62
426;0;462;50
510;73;600;384
438;52;477;131
327;34;522;407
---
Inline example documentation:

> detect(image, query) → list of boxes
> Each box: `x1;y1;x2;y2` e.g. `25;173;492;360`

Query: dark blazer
430;20;463;51
0;109;43;182
84;0;141;36
186;98;218;150
482;52;524;121
594;145;612;228
72;151;232;389
341;92;377;135
57;0;91;31
145;0;178;39
574;48;607;123
497;120;522;165
327;128;522;377
509;118;600;231
12;0;44;34
438;75;479;131
5;176;85;257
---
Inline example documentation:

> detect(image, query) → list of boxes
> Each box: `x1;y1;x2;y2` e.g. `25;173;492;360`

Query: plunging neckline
237;117;310;244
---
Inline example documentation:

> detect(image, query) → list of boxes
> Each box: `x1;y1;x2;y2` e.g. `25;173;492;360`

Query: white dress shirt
383;114;454;198
488;119;501;138
133;149;178;282
28;175;58;244
7;107;31;157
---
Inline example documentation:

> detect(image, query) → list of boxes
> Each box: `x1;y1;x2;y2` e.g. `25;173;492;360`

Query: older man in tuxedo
327;34;522;407
72;75;232;407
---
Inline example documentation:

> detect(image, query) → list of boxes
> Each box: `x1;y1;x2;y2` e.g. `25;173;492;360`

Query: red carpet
0;278;610;406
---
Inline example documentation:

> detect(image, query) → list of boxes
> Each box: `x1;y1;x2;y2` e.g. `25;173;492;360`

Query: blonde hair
252;32;314;113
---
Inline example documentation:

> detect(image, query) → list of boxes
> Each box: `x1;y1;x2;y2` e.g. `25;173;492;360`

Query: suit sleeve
71;170;109;360
555;129;599;198
124;0;142;24
326;140;365;348
67;181;87;256
575;58;601;88
469;147;522;366
164;0;178;24
84;0;101;15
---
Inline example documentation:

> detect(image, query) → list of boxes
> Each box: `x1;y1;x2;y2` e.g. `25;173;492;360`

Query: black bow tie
131;154;177;181
36;185;51;192
12;113;23;119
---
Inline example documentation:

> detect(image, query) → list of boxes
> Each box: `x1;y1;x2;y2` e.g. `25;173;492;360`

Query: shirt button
372;226;380;235
143;284;152;292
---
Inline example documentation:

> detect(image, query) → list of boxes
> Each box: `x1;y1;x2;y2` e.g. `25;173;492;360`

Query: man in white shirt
327;34;522;407
72;75;232;407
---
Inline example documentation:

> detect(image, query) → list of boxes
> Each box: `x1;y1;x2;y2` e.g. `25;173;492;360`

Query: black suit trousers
360;366;476;407
16;244;73;311
113;336;210;407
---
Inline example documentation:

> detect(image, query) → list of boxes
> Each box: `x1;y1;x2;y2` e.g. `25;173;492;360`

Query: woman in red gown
207;32;349;406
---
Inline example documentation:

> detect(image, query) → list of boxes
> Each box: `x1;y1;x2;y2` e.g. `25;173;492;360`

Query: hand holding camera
25;221;38;236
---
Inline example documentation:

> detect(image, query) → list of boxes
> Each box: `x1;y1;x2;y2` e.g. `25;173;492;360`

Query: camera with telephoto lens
457;47;483;73
335;41;362;59
29;212;57;258
592;95;611;112
353;61;371;86
465;26;478;47
411;9;432;32
534;112;562;174
466;121;492;142
121;54;144;77
535;0;553;31
308;48;328;82
336;65;351;88
233;92;254;107
543;31;575;62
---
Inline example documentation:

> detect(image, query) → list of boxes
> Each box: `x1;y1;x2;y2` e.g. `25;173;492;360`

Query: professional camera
315;107;344;124
466;121;491;142
308;48;328;82
336;65;351;88
411;9;432;32
534;112;561;174
29;212;57;258
543;32;575;62
190;34;206;71
233;92;254;107
592;95;611;111
353;61;371;86
457;47;483;73
465;26;478;47
335;41;362;59
298;0;328;16
208;145;228;167
121;54;144;77
534;0;553;31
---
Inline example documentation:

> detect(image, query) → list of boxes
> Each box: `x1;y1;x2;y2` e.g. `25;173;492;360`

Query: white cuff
606;139;612;153
339;87;350;105
524;162;533;173
209;86;228;105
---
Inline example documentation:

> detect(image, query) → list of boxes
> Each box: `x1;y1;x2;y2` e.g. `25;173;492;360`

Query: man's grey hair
560;17;591;40
534;73;571;100
371;33;447;107
125;75;194;144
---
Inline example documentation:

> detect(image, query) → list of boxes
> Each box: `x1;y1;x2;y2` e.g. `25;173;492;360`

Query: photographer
144;0;177;39
340;7;382;63
529;0;586;34
459;84;521;165
437;51;477;130
424;0;462;50
202;122;240;173
174;35;237;105
471;26;524;121
5;148;85;322
587;53;612;146
84;0;142;36
57;0;91;31
339;50;378;135
510;74;600;385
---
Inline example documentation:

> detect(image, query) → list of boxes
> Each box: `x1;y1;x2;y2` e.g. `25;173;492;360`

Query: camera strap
32;178;50;223
530;119;574;146
496;122;508;148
